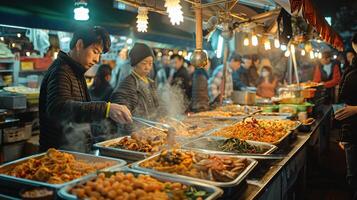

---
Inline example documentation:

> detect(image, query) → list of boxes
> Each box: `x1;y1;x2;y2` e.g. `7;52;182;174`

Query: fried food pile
3;149;114;184
71;172;208;200
213;118;297;143
140;150;248;182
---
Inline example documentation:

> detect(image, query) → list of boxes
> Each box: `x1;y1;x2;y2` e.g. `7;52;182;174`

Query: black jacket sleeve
46;68;107;123
110;75;138;112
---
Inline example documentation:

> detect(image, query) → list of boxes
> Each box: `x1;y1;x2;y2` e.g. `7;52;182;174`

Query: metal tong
242;110;263;121
132;117;175;147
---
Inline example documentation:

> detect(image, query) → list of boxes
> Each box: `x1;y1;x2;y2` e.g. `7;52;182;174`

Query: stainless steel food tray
208;120;300;145
58;167;223;200
94;136;152;161
132;149;258;187
0;150;126;190
182;136;277;155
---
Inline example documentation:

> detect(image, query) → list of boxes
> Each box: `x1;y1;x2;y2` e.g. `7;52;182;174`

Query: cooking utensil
132;117;175;148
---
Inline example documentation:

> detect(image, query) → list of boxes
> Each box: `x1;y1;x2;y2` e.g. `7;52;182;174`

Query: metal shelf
0;69;14;73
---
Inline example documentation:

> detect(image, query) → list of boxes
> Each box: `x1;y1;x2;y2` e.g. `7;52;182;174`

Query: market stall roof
0;0;194;48
274;0;344;51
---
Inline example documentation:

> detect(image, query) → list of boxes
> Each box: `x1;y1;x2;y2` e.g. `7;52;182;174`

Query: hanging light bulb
274;38;280;48
74;0;89;21
318;52;322;59
284;50;290;57
252;34;258;46
243;36;249;46
164;0;184;25
280;44;287;51
290;44;295;54
264;39;271;50
310;51;315;59
0;37;4;41
136;7;149;32
314;52;319;58
301;49;306;56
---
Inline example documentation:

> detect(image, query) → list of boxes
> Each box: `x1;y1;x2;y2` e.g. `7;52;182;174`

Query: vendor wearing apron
111;43;160;134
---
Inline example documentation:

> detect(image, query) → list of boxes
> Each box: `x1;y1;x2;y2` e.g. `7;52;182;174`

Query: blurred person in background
170;54;191;100
346;50;356;71
156;54;173;89
256;66;278;98
233;54;254;90
313;51;341;103
89;64;113;101
336;52;348;73
111;48;132;88
208;53;241;103
250;54;260;85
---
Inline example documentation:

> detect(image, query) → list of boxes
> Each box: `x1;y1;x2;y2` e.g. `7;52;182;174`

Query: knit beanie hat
129;43;155;66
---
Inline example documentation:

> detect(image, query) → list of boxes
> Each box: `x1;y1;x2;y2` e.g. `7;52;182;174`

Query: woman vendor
110;43;160;134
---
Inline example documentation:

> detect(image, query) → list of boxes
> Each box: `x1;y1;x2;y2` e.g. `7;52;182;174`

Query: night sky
312;0;357;19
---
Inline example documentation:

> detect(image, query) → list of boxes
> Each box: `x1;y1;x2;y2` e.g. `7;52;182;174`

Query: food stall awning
0;0;194;48
274;0;344;51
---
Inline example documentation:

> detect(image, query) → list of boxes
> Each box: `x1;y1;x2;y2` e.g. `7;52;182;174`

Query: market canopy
274;0;344;51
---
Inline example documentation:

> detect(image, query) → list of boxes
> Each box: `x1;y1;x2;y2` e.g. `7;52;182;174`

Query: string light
333;55;337;59
301;49;306;56
314;52;319;58
252;34;258;46
17;33;21;38
26;52;30;57
0;37;4;41
310;51;315;59
290;44;295;54
280;44;287;51
178;50;183;55
164;0;184;25
318;52;322;59
243;37;249;46
169;51;173;56
284;50;290;57
136;7;149;32
264;39;271;50
274;38;280;48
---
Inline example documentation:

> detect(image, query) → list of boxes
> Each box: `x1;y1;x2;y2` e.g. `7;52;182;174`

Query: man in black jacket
335;33;357;197
39;26;132;152
170;54;191;99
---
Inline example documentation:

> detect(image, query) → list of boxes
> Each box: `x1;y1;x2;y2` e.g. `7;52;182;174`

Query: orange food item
2;149;114;184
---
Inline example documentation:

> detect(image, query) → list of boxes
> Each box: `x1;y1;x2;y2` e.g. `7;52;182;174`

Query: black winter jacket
39;51;107;152
339;57;357;144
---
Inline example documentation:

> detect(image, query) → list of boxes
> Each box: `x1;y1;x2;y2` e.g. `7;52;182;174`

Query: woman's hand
335;105;357;121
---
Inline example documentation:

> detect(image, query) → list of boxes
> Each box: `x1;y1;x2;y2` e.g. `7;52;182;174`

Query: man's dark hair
252;54;260;62
322;51;332;59
171;54;184;60
352;33;357;44
70;26;111;53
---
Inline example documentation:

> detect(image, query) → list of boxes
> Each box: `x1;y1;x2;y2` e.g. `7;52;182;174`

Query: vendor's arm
323;65;341;88
46;69;107;123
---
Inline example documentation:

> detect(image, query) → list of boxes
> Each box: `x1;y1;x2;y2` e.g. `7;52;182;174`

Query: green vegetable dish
218;138;265;154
